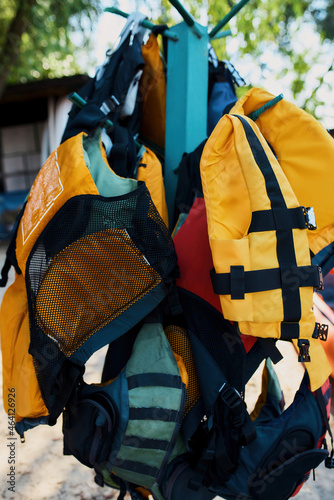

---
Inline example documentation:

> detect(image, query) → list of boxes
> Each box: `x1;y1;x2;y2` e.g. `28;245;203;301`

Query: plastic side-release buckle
315;266;324;291
94;472;104;486
298;339;310;362
325;446;334;469
100;95;120;115
302;206;317;230
323;438;334;469
312;322;329;341
325;455;334;469
219;382;242;409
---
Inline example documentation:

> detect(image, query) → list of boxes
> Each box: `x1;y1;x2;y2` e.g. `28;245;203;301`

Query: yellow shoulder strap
137;147;169;228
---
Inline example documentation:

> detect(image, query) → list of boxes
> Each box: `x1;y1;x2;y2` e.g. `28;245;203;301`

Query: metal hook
67;92;114;132
105;7;178;41
248;94;284;121
209;0;251;39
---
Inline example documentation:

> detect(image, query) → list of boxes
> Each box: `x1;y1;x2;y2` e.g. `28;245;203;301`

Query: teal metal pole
209;0;251;39
104;6;178;41
164;22;208;226
210;28;233;40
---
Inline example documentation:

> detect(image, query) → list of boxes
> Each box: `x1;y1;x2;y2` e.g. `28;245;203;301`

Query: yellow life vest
230;87;334;270
137;146;169;228
0;130;177;426
140;33;166;150
200;110;332;390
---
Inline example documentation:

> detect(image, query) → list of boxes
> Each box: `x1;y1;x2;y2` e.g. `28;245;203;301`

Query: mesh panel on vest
165;325;201;416
25;187;177;410
35;228;160;356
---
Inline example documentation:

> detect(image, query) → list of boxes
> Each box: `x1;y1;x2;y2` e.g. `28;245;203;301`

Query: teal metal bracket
104;6;178;41
248;94;284;121
209;0;251;39
168;0;203;38
68;92;144;155
164;22;209;225
211;29;233;40
68;92;113;131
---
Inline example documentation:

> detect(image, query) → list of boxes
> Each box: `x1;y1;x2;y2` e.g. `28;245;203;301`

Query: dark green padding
103;322;186;495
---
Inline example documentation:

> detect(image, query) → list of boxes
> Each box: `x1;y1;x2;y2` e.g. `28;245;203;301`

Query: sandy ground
0;243;333;499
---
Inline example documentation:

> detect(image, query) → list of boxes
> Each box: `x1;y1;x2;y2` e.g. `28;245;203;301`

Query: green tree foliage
0;0;101;96
207;0;334;119
1;0;333;122
147;0;334;120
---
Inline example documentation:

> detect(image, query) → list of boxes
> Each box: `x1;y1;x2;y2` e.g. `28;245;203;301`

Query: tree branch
0;0;38;99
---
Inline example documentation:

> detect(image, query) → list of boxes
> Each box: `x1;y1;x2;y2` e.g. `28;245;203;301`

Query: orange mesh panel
35;228;161;356
165;325;201;416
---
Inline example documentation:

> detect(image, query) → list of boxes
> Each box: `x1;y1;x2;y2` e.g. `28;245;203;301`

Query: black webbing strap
128;407;179;422
211;264;321;299
316;385;334;468
127;373;182;390
0;200;26;287
122;435;169;451
280;322;300;340
236;115;302;333
0;257;13;288
188;425;234;492
257;338;283;364
113;457;159;478
117;481;127;500
189;382;256;491
316;385;333;441
110;123;137;179
48;363;84;425
116;479;148;500
245;340;283;385
215;115;315;338
249;206;307;233
219;383;257;445
110;124;130;178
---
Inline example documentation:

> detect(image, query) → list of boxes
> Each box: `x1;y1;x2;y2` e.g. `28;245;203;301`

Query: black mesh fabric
176;289;247;487
165;324;201;416
178;289;246;394
25;184;177;411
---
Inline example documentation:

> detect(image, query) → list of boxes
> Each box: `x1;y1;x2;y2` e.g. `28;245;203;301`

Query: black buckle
101;95;120;114
312;323;329;341
219;383;242;409
298;339;310;362
94;472;104;487
315;266;324;291
302;206;317;230
325;456;334;469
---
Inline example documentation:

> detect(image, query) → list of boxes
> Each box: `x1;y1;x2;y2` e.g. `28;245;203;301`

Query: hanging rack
211;29;233;40
248;94;284;121
209;0;252;39
67;92;147;154
70;0;252;225
68;92;112;131
104;6;179;41
168;0;203;38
